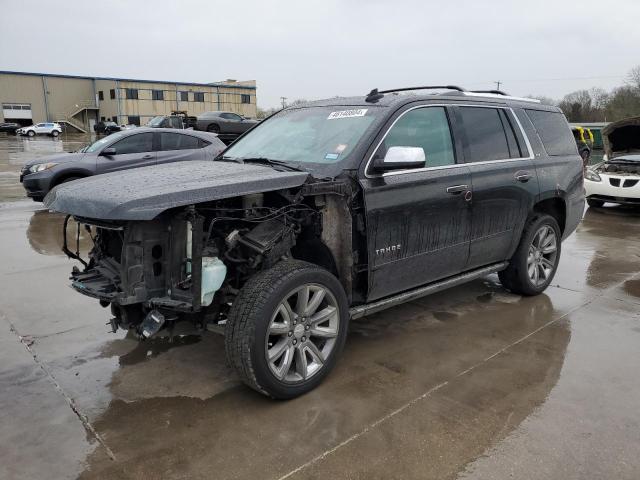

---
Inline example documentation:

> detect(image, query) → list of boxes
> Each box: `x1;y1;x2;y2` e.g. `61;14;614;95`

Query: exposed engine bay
593;157;640;176
63;185;363;339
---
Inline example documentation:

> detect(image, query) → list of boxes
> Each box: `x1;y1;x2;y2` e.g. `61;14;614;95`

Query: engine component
243;193;264;212
239;218;294;255
140;310;165;338
201;256;227;306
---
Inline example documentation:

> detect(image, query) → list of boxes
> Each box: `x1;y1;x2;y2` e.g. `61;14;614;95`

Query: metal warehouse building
0;70;257;133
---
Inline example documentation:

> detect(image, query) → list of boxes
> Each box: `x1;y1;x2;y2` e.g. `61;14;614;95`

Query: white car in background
586;116;640;208
585;155;640;207
17;122;63;137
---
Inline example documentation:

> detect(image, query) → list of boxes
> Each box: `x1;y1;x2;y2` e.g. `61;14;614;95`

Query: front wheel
587;198;604;208
27;130;35;137
51;130;60;137
225;260;349;399
499;214;561;296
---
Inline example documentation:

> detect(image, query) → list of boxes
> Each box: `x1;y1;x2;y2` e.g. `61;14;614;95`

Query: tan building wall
0;72;258;129
0;73;49;123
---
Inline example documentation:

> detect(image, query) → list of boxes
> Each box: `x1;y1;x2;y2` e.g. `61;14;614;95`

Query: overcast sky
2;0;639;108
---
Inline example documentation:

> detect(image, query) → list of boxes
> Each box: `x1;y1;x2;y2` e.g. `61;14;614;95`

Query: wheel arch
533;197;566;235
51;169;92;188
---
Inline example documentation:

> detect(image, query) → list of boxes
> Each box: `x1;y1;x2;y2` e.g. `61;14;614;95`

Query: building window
128;115;141;126
100;116;106;121
98;91;104;101
110;89;116;99
241;94;251;104
194;92;205;102
152;90;164;101
180;91;189;101
125;88;139;100
112;116;118;122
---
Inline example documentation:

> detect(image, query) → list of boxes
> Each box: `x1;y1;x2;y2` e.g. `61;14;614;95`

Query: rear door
360;105;472;301
156;132;205;164
96;132;156;173
453;105;538;269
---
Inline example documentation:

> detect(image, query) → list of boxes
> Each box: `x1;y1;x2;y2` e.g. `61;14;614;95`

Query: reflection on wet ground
0;132;93;202
1;201;640;479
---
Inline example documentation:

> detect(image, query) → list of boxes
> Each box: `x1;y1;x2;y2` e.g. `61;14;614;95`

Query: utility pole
280;97;287;109
494;81;502;91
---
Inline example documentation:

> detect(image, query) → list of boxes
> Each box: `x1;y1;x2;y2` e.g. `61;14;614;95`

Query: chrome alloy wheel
527;225;558;286
265;284;340;383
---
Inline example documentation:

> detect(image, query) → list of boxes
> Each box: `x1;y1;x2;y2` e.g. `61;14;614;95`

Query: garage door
2;103;32;121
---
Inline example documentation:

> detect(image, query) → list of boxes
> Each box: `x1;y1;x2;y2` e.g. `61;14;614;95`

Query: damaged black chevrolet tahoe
45;86;584;399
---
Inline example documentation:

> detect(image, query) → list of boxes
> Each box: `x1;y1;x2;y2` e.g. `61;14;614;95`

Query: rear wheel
225;260;349;399
499;214;561;296
587;198;604;208
207;123;220;133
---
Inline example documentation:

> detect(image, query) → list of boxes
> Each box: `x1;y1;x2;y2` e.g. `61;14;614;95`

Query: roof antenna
365;88;384;103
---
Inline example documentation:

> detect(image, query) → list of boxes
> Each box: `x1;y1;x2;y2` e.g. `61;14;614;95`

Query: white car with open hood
585;116;640;207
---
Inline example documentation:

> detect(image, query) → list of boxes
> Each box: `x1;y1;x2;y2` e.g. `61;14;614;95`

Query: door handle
515;171;531;183
142;154;154;159
446;184;469;194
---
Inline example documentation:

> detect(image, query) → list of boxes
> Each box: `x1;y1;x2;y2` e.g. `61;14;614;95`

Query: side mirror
376;146;426;171
101;147;116;156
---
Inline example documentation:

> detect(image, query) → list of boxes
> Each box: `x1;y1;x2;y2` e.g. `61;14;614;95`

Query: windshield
223;106;381;166
85;131;127;153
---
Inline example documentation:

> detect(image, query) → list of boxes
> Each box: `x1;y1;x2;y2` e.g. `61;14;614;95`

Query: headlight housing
28;162;58;174
584;169;601;182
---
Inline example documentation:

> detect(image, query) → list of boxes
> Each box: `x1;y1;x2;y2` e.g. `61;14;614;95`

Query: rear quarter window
525;110;577;156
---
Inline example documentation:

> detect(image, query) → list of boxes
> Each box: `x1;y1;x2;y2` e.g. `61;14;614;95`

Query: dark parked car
21;128;225;201
94;121;121;135
0;122;21;134
46;86;584;399
195;111;258;143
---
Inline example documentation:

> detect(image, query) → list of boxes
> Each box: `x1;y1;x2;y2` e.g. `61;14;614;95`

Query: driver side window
110;133;153;155
374;107;455;168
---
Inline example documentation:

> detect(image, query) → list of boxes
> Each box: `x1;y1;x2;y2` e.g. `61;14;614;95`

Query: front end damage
62;183;362;339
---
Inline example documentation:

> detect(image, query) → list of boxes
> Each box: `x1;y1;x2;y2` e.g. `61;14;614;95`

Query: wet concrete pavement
0;132;92;202
1;198;640;479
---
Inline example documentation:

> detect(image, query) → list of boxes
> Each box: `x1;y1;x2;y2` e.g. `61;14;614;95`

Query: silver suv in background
17;122;63;137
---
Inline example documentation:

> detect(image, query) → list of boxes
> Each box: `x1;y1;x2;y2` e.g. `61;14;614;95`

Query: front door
96;132;156;173
360;105;472;301
453;105;539;269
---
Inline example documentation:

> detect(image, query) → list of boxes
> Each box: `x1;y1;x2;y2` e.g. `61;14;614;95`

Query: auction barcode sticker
327;109;368;120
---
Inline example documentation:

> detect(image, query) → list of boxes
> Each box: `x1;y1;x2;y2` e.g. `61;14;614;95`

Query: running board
349;262;508;320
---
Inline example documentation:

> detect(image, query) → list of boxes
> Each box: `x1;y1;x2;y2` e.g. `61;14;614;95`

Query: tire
587;198;604;208
51;130;59;137
225;260;349;399
207;123;220;133
27;130;35;137
498;214;561;296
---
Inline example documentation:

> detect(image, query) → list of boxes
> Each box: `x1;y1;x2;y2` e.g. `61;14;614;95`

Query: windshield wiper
221;156;305;172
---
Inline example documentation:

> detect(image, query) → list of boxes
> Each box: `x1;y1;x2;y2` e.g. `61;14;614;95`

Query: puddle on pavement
0;132;93;202
117;335;203;366
75;288;571;479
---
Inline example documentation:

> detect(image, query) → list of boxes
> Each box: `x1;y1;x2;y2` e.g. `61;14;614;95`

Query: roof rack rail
365;85;466;103
470;89;508;96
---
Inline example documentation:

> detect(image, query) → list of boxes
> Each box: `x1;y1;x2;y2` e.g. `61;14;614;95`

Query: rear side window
375;107;455;167
458;107;523;162
160;133;200;151
525;110;576;156
111;133;153;154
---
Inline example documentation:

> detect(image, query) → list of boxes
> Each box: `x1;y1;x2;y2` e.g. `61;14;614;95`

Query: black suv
45;86;584;399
